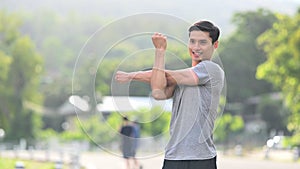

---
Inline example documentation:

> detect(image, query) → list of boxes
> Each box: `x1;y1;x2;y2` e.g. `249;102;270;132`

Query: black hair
188;20;220;44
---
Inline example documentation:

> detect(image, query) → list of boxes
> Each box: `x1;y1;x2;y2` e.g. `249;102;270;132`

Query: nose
191;42;202;50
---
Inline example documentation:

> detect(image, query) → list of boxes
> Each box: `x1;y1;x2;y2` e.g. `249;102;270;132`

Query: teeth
194;51;203;55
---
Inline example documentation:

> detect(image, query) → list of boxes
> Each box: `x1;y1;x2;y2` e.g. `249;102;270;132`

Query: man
115;20;224;169
120;116;140;169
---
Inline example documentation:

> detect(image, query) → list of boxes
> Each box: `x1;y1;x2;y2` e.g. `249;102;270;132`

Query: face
188;31;218;65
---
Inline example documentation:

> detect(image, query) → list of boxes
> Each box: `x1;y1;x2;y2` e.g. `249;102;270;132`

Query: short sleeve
192;62;210;85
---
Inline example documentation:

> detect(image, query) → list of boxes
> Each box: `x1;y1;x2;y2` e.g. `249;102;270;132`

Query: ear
213;41;219;49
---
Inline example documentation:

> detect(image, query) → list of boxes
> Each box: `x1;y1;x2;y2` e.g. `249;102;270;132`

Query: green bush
0;158;57;169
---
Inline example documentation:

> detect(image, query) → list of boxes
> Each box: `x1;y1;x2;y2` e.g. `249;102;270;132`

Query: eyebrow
189;38;208;42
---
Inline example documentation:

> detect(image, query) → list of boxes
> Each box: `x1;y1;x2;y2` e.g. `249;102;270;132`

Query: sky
1;0;299;35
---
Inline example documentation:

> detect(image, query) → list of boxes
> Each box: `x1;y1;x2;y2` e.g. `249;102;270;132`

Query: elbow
151;89;167;100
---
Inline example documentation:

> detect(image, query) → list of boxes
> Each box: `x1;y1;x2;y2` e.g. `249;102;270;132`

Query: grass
0;157;68;169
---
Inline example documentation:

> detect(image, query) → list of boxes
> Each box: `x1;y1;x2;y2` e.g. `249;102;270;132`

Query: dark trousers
162;156;217;169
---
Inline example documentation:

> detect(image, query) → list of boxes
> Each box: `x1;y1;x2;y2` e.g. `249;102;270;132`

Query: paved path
219;156;300;169
80;151;300;169
81;152;163;169
1;150;299;169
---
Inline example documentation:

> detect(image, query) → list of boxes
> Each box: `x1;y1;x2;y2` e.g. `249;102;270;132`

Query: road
1;149;299;169
80;151;300;169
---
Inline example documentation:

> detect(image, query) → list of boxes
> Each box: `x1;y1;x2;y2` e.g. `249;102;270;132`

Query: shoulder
193;61;223;73
192;61;224;82
202;61;224;74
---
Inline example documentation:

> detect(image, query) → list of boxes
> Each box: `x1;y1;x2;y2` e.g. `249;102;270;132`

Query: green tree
220;9;277;103
256;97;289;134
0;51;12;129
214;113;244;144
106;107;171;137
0;11;43;141
137;107;171;137
256;9;300;145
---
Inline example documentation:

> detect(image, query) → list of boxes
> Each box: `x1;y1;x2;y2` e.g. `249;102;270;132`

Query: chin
192;58;202;63
193;55;202;61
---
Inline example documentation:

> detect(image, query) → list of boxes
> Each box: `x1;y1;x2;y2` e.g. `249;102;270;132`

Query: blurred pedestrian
133;120;143;169
120;116;140;169
133;120;140;150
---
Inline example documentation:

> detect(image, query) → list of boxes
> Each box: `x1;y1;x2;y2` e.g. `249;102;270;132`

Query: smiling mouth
192;51;203;56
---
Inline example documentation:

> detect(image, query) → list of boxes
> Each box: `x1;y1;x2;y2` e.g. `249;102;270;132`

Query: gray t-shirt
165;60;224;160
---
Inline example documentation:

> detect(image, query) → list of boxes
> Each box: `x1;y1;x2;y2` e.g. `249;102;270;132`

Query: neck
192;60;201;67
192;58;212;66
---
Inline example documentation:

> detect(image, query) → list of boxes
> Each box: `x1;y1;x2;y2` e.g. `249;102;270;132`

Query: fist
152;32;167;50
115;71;132;83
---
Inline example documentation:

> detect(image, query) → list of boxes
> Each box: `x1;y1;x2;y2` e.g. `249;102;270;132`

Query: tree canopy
219;9;277;103
0;11;43;141
256;9;300;145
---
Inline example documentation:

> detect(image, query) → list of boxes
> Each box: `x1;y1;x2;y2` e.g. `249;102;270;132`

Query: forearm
131;70;152;83
151;49;167;99
115;70;151;83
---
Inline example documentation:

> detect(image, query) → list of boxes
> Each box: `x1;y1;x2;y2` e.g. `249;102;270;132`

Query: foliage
214;113;244;143
133;107;171;137
42;76;72;108
0;11;44;142
219;9;277;103
78;115;118;145
256;96;290;134
142;111;170;137
283;133;300;147
0;51;12;128
42;114;66;132
47;107;172;145
37;128;59;140
106;107;171;137
256;9;300;144
0;158;63;169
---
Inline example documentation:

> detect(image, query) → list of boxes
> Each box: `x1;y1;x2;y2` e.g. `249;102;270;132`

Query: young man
115;20;224;169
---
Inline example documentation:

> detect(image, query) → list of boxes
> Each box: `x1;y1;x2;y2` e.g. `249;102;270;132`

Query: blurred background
0;0;300;168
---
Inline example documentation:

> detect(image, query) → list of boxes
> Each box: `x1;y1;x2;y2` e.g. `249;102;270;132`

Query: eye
199;40;208;45
189;39;195;44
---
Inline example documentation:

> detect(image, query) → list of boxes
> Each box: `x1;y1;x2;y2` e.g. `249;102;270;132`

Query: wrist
129;72;137;80
155;48;166;59
155;48;166;52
